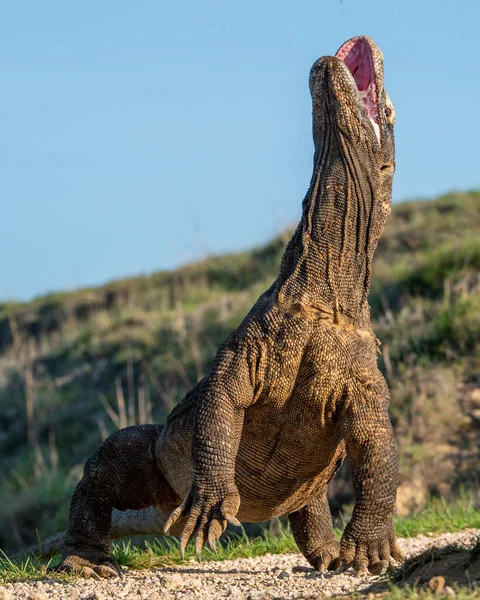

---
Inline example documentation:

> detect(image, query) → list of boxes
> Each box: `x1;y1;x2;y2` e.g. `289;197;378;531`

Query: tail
23;506;165;559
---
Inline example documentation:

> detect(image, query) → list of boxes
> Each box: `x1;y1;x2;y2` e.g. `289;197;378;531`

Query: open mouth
336;38;380;143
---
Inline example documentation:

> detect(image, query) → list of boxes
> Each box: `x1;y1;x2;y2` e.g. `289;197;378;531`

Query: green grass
1;495;479;584
395;494;480;538
0;550;70;584
1;190;480;556
0;528;298;584
112;526;298;570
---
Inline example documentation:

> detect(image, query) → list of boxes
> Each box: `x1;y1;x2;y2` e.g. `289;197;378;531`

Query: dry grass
0;190;479;554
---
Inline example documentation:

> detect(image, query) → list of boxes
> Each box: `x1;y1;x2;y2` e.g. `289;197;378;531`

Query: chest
259;323;378;412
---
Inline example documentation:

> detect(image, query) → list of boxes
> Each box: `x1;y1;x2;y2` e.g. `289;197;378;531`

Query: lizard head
309;36;395;184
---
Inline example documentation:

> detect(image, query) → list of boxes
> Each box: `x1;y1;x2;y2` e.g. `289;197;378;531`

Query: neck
277;140;386;325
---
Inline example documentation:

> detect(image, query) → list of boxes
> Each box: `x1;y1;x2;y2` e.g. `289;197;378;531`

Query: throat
277;161;377;323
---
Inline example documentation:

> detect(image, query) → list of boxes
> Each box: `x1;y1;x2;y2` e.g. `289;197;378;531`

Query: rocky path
1;530;479;600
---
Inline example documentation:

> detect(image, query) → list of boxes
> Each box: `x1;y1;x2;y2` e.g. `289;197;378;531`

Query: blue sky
1;1;478;300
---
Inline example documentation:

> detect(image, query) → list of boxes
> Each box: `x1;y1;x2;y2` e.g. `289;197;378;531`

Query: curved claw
390;542;404;564
164;494;192;535
207;518;224;554
208;537;217;553
194;517;209;562
167;487;241;561
81;566;101;580
328;557;342;572
369;560;389;576
180;534;191;561
353;561;368;578
339;522;404;578
334;561;350;575
195;531;204;561
94;564;119;579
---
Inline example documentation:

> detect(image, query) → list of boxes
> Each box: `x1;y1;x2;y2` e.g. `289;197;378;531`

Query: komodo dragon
38;35;402;578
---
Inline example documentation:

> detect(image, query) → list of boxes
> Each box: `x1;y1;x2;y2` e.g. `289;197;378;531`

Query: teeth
369;118;381;143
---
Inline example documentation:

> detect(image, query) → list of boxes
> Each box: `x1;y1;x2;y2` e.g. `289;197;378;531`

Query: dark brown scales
47;36;403;578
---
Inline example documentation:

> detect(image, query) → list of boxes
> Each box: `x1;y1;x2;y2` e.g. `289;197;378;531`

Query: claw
391;543;404;564
334;561;349;575
208;538;217;553
227;516;241;527
328;557;342;571
369;560;389;576
94;565;119;579
164;506;183;535
165;492;194;535
81;566;101;580
207;518;223;553
180;537;188;561
195;531;204;561
353;564;368;578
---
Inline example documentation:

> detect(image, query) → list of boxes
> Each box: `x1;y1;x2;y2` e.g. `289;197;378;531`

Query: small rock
443;586;456;598
165;573;183;588
89;593;105;600
428;575;445;593
470;388;480;404
27;594;49;600
277;570;290;579
0;587;12;600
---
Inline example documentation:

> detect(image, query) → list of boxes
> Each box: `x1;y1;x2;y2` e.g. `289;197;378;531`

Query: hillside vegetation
0;190;479;554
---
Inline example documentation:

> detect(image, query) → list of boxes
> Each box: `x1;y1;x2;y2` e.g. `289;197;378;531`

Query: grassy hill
0;190;479;554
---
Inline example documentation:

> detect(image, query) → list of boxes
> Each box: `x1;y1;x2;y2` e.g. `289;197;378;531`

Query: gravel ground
2;530;478;600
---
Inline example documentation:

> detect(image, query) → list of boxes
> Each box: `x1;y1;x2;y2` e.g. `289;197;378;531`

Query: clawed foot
51;553;121;579
310;539;342;573
336;521;403;577
164;484;241;560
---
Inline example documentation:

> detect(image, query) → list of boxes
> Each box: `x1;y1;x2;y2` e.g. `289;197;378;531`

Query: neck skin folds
277;138;386;326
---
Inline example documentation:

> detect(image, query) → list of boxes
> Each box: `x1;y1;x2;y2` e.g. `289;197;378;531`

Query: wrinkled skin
42;36;403;578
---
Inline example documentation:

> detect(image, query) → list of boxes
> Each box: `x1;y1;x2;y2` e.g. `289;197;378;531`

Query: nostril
380;164;394;171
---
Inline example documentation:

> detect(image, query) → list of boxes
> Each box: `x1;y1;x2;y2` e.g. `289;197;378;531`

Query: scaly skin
43;36;402;578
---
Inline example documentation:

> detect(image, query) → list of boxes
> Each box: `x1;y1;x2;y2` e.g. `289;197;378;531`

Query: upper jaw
335;36;385;145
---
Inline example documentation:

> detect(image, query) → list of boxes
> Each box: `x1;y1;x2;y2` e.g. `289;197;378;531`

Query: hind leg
288;489;341;572
58;424;179;577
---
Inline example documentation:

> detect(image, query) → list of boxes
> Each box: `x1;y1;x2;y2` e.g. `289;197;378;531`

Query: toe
369;559;389;575
327;556;342;571
94;564;119;578
81;566;101;580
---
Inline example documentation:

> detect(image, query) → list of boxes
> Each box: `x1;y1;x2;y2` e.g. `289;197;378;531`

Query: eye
383;95;396;125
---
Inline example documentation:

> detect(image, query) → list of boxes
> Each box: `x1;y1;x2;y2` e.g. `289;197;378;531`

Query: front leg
164;340;263;559
339;377;403;575
288;490;340;572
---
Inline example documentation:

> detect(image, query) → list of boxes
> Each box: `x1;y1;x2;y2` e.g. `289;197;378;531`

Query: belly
235;399;346;521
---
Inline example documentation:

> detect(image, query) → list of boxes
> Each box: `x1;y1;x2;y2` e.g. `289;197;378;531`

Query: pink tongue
344;51;370;91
